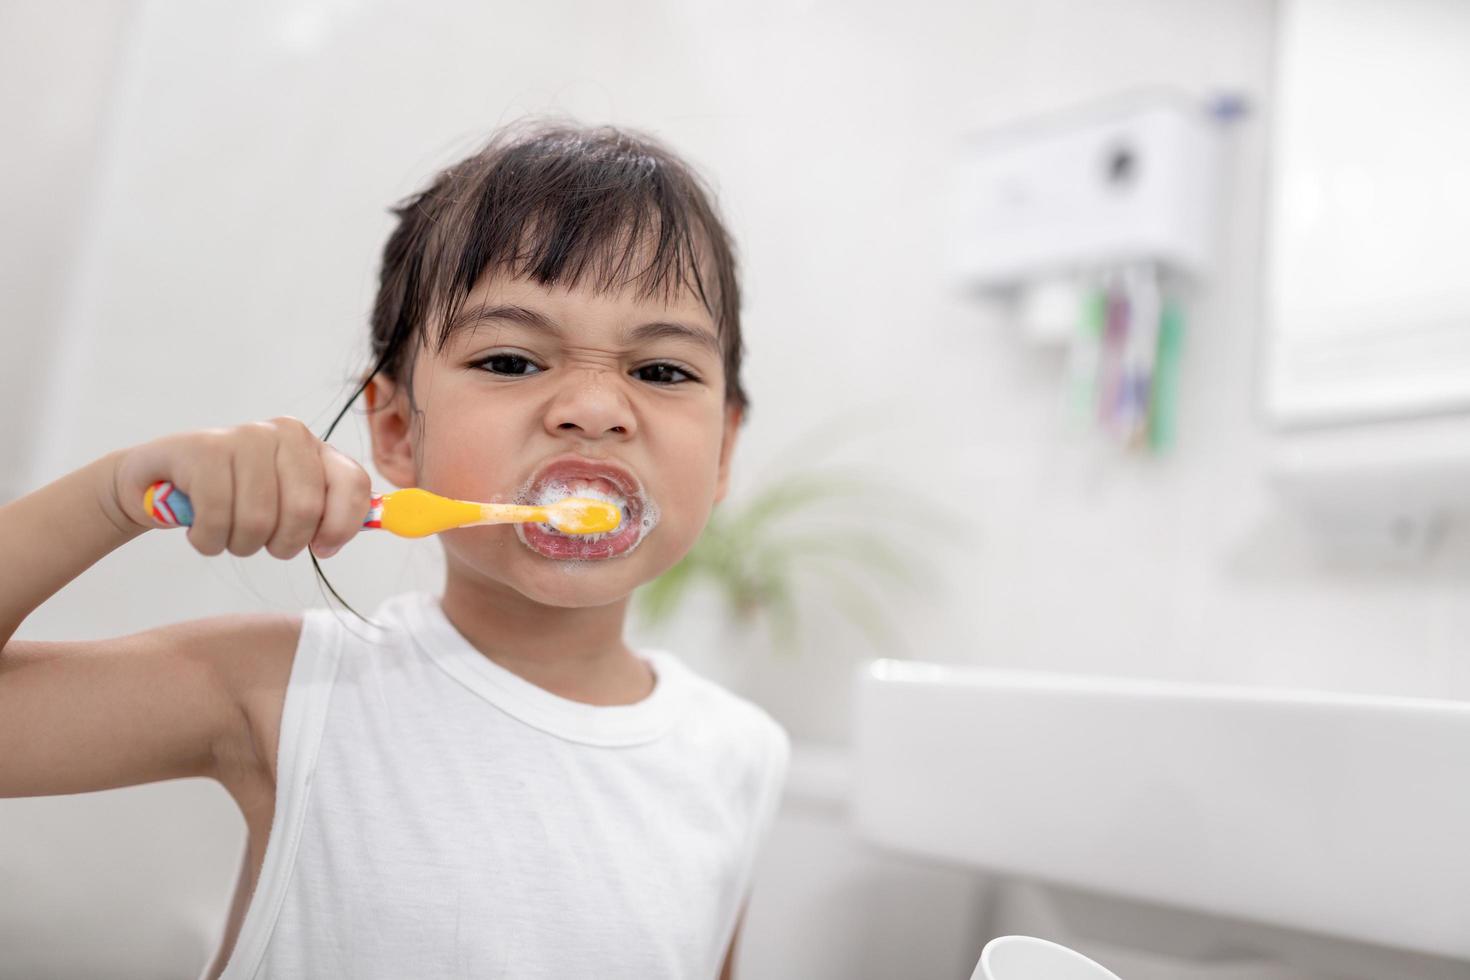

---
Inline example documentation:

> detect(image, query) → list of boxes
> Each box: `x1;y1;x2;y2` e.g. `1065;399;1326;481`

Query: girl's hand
107;417;374;559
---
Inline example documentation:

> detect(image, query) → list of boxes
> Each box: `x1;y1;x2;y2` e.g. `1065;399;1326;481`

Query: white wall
4;1;1468;977
0;0;134;499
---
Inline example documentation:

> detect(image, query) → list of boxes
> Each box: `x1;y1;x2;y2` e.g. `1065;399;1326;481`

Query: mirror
1264;0;1470;426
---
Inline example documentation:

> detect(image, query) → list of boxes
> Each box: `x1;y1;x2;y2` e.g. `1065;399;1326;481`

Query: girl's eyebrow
448;303;720;358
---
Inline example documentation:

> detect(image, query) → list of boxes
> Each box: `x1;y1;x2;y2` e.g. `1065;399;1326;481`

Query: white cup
972;935;1123;980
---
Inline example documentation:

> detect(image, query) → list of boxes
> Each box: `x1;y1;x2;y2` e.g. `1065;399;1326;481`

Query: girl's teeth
539;482;627;507
565;477;620;496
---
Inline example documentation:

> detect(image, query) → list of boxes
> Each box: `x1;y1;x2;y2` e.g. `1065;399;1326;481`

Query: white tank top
214;590;790;979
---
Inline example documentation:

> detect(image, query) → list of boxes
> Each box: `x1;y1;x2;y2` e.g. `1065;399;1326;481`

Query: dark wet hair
309;118;748;620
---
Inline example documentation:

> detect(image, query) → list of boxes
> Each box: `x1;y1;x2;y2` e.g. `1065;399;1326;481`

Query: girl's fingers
185;439;234;557
132;417;368;562
312;444;372;558
266;422;327;559
227;423;280;557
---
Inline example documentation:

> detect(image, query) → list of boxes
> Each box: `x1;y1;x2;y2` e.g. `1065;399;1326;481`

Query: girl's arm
0;610;300;798
0;451;291;798
0;418;371;799
0;449;146;649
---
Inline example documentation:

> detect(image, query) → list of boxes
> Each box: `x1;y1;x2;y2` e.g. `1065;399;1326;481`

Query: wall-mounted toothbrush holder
945;91;1236;453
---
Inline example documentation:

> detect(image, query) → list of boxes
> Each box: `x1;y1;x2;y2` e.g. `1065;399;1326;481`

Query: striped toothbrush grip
144;480;384;529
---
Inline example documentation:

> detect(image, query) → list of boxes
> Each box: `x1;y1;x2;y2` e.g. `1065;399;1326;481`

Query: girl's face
367;269;740;609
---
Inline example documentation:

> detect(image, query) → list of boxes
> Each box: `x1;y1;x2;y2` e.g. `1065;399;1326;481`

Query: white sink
851;660;1470;961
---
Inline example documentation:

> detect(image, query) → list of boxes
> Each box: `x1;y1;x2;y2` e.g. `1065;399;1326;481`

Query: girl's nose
544;368;636;438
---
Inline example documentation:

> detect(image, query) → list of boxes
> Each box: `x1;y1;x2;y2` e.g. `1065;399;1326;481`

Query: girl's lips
513;457;657;561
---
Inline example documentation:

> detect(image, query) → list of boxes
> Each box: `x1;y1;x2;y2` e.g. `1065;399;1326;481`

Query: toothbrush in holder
142;481;621;539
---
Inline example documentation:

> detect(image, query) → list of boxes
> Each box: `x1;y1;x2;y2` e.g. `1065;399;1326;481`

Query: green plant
634;420;975;657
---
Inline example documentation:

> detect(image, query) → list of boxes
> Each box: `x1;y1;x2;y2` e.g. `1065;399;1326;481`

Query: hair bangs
363;118;745;411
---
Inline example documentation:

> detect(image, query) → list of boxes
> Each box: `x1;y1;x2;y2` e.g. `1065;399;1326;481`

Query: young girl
0;120;789;979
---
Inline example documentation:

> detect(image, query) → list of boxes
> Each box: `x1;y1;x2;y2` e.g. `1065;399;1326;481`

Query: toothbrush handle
143;480;385;529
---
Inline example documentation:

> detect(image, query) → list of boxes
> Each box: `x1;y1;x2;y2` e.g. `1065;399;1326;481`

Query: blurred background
3;1;1469;978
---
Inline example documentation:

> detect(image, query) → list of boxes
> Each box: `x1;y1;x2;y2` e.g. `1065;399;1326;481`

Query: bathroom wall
4;1;1467;977
0;1;133;501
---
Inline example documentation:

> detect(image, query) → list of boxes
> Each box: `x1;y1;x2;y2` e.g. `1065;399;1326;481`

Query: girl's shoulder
200;611;304;792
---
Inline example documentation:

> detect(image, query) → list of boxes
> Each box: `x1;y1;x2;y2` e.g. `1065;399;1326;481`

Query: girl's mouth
514;475;658;560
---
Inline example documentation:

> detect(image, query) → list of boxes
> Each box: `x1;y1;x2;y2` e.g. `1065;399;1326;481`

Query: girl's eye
474;353;541;377
471;354;697;386
634;362;698;386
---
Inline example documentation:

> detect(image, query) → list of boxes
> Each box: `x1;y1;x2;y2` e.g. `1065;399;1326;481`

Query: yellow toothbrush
143;482;622;538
